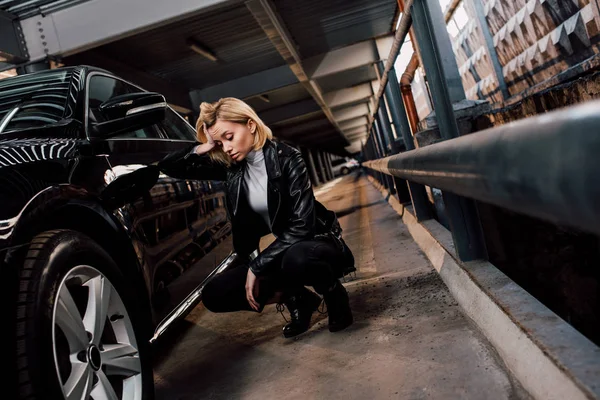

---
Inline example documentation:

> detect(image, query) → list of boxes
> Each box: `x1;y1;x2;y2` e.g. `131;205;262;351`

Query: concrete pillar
373;120;396;194
384;67;433;218
411;0;488;262
303;147;321;187
325;153;335;180
370;125;387;187
320;151;332;181
411;0;465;104
313;149;327;183
377;98;412;202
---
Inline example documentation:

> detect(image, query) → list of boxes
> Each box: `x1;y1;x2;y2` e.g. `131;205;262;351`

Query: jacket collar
262;140;281;180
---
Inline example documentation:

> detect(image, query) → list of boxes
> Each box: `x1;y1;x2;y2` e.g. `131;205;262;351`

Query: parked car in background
331;157;360;176
1;66;238;400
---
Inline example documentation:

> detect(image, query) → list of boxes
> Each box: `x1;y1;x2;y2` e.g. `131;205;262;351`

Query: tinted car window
0;69;71;133
88;75;162;139
161;108;197;141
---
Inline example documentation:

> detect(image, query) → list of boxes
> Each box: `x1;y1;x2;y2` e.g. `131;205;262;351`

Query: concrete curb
367;176;600;400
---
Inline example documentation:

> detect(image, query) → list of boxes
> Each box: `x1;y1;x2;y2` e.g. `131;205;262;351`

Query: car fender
2;184;152;309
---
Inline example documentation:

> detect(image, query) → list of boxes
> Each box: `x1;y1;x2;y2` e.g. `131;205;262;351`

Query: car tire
341;167;350;175
15;229;154;400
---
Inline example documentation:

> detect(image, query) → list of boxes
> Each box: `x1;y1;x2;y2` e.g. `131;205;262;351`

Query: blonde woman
159;97;354;337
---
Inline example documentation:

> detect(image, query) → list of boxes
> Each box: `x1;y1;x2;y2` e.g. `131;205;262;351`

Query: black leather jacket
158;140;345;277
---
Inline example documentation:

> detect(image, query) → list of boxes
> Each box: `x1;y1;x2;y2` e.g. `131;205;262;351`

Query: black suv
2;66;237;399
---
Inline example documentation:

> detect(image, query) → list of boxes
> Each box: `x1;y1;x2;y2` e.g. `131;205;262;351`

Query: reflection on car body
1;66;235;400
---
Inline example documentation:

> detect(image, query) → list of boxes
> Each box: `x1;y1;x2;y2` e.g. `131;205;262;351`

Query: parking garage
2;0;600;399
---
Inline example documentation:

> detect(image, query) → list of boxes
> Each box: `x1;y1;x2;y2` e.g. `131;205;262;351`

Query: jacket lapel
228;164;244;217
263;140;281;180
263;141;282;228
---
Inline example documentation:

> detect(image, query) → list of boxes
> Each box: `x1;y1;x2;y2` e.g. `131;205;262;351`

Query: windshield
0;69;73;134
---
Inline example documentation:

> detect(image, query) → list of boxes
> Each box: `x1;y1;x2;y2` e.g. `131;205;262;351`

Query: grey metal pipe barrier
363;100;600;236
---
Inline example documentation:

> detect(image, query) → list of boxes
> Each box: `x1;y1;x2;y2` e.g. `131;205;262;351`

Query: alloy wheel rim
52;265;142;400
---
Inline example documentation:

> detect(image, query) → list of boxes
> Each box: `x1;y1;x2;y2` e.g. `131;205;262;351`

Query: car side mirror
91;92;167;137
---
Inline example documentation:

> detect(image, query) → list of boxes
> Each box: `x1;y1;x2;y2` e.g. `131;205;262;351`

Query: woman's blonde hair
195;97;273;166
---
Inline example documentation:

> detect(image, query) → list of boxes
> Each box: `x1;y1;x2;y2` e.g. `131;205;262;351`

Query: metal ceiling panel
0;0;91;19
52;0;398;155
82;3;285;90
274;0;397;58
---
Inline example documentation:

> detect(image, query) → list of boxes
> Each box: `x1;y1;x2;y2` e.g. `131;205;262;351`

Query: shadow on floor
334;199;387;218
151;313;201;366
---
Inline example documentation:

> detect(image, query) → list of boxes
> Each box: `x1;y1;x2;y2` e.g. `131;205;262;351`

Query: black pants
202;238;349;313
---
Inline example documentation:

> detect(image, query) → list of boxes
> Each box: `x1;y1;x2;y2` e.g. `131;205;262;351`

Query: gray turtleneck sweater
243;149;270;229
190;146;271;229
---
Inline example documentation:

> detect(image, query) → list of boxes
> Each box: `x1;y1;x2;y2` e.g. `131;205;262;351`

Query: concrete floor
153;171;528;400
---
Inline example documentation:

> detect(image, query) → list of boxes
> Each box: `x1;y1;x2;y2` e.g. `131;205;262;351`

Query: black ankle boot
324;281;353;332
282;287;322;338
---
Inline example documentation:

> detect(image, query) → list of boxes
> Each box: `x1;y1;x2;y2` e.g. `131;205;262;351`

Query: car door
86;73;232;325
152;102;233;323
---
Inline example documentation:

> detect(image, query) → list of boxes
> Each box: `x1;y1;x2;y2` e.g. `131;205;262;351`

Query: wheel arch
7;185;153;331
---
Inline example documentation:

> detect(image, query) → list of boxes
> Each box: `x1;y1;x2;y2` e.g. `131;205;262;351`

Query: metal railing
365;100;600;237
361;0;600;262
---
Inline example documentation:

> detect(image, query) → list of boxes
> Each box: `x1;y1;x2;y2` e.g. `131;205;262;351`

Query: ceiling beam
189;65;297;108
299;129;339;140
346;132;368;140
246;0;348;146
303;36;393;80
343;126;368;136
309;135;349;146
339;116;368;131
270;110;324;127
344;134;367;142
304;40;378;80
259;98;321;125
345;141;365;155
332;103;370;123
292;135;340;147
274;118;332;137
1;11;28;64
20;0;237;62
323;83;372;109
301;140;349;156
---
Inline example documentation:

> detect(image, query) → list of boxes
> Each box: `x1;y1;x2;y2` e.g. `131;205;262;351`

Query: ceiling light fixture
187;38;218;62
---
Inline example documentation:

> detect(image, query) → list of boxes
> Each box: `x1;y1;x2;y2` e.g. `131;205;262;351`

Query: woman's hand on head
194;123;216;155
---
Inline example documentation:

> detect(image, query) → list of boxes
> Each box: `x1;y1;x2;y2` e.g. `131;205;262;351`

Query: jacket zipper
270;186;280;233
233;165;245;216
269;145;281;230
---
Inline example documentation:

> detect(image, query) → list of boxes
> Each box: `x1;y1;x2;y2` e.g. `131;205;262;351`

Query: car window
87;75;162;139
0;69;72;134
160;108;197;141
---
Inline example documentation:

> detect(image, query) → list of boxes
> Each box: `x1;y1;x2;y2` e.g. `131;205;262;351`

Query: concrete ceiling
4;0;399;155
